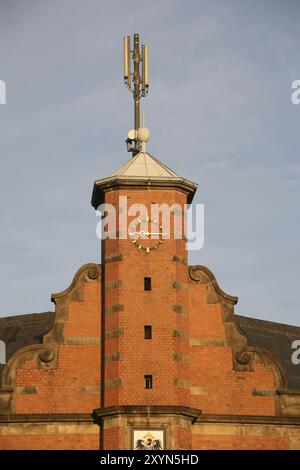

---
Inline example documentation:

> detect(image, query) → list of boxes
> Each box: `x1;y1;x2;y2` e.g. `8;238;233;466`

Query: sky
0;0;299;326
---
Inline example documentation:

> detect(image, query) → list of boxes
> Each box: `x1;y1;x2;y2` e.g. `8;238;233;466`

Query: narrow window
144;325;152;339
144;375;153;389
144;277;152;291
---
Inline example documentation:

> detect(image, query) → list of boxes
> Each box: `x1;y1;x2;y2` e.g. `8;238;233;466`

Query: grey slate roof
0;311;54;380
236;315;300;391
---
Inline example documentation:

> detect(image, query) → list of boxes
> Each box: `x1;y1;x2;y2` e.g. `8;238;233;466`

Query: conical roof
91;151;197;208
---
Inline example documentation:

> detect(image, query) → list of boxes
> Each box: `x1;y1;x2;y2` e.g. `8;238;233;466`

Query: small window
144;277;152;291
144;325;152;339
144;375;153;389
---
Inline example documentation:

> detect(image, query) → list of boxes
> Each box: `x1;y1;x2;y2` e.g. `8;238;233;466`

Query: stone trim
106;280;123;290
190;338;225;347
196;414;300;426
276;389;300;396
105;378;122;388
91;178;197;209
173;329;188;340
190;386;209;396
172;305;187;314
105;328;124;339
105;304;124;314
92;405;202;423
173;353;189;362
64;337;100;345
172;255;187;265
104;254;123;264
173;378;191;388
106;352;124;363
172;281;187;291
51;263;100;303
80;386;101;394
189;265;237;305
15;386;37;395
252;388;276;397
0;413;94;423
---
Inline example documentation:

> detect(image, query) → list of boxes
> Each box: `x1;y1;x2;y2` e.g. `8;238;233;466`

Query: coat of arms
133;429;164;450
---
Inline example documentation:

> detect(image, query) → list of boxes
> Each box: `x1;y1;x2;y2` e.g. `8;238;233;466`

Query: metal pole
133;33;140;133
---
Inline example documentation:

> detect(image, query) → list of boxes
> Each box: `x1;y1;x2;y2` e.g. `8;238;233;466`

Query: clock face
129;217;164;252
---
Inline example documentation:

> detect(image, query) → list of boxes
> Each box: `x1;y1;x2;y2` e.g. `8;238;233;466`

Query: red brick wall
103;188;191;408
15;280;101;415
189;282;276;416
192;433;290;450
103;426;124;450
0;431;99;450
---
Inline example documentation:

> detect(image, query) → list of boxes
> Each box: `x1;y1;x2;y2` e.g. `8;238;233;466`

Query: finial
137;127;150;152
123;33;149;156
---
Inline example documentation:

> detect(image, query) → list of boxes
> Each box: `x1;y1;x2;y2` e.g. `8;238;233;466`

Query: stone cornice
92;405;202;423
91;178;197;208
0;413;94;423
196;414;300;426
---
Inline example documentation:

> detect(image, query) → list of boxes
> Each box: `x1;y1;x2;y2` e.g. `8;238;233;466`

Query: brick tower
91;149;200;449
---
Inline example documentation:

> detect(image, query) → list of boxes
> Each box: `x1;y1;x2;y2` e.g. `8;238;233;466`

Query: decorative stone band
104;254;123;264
0;413;94;423
196;414;300;426
190;338;225;347
105;304;124;314
105;378;122;388
92;405;202;424
252;388;276;397
173;378;191;388
106;280;123;289
173;353;189;362
106;352;124;363
172;255;187;265
81;386;101;394
172;281;187;291
15;386;37;395
173;329;188;340
190;386;209;396
63;337;101;345
172;305;187;314
105;328;124;339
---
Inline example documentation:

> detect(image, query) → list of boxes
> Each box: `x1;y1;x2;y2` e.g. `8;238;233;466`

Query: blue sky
0;0;299;325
